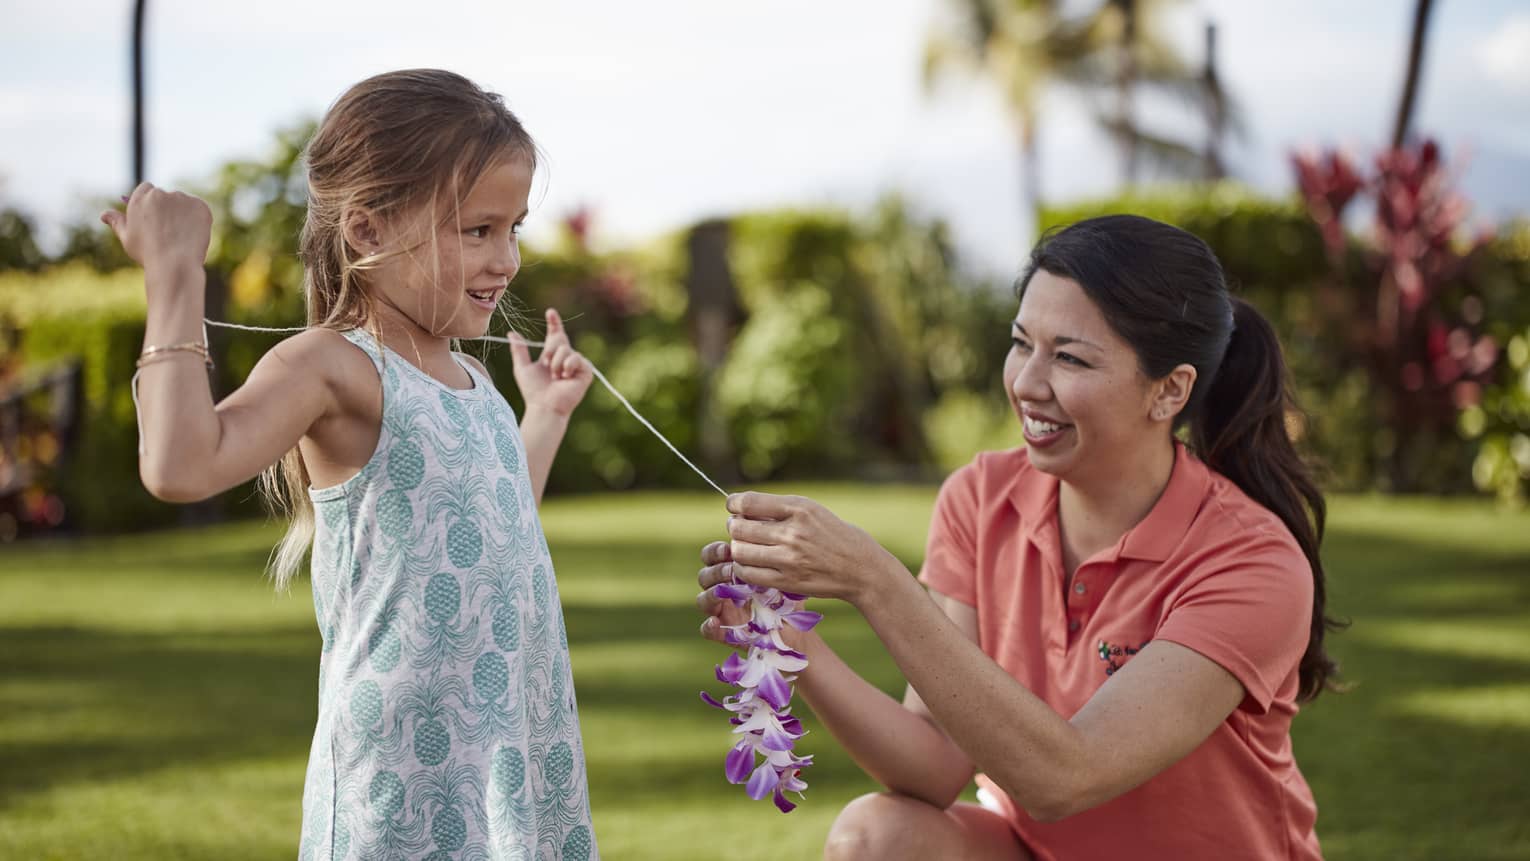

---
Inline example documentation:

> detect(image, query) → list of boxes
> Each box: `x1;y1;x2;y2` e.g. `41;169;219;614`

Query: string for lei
129;317;813;811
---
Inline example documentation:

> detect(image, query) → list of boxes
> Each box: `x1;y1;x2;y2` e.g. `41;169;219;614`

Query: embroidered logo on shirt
1098;639;1147;676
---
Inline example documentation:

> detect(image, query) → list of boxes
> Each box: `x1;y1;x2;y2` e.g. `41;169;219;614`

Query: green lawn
1;487;1527;859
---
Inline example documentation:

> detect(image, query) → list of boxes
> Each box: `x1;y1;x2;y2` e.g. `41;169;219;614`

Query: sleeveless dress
297;328;597;861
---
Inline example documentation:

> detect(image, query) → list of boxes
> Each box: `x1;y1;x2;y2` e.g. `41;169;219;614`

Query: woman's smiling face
1004;269;1163;486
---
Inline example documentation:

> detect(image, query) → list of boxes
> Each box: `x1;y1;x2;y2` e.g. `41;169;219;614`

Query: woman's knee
823;792;940;861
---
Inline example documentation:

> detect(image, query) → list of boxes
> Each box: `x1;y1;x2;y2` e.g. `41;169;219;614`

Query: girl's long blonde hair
261;69;537;590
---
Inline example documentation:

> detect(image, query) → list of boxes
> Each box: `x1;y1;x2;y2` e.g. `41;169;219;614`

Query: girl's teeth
1026;417;1063;434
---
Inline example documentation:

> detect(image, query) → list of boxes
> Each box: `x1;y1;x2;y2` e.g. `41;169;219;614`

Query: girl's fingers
545;307;564;334
540;325;570;351
126;182;154;211
506;331;532;370
541;342;569;373
543;346;587;381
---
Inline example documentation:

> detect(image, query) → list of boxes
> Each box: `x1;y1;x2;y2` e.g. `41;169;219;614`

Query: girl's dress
298;328;597;860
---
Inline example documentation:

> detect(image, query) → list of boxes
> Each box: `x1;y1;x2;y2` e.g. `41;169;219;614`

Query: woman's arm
721;492;1246;822
698;539;977;807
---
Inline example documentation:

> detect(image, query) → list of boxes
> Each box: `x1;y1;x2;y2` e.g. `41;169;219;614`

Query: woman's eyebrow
1014;323;1102;351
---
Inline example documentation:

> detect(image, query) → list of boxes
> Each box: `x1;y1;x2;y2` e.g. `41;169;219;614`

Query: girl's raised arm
104;183;334;502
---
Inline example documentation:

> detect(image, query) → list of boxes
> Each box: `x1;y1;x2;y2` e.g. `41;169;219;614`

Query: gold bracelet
135;351;212;370
136;341;213;370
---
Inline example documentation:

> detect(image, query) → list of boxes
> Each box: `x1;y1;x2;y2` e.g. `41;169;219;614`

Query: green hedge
0;265;305;532
1039;182;1330;295
1;266;175;531
9;185;1526;534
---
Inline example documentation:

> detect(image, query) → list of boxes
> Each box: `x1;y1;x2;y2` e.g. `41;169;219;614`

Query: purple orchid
702;581;823;812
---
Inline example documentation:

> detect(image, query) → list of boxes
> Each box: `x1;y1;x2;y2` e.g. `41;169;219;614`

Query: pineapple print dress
297;329;597;861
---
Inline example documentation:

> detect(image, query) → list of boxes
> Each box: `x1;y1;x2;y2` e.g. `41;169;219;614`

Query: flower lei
700;580;823;812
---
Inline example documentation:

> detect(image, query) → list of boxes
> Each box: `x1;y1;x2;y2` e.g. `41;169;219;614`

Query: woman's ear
342;210;384;257
1150;363;1198;424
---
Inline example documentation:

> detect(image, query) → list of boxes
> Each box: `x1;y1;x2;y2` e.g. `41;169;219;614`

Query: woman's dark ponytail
1193;298;1344;702
1021;215;1344;703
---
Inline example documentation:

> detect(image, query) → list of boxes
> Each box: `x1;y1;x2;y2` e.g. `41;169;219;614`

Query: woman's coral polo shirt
918;442;1323;860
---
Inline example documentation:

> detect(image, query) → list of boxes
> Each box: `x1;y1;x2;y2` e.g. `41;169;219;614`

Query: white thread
131;319;731;497
477;334;730;497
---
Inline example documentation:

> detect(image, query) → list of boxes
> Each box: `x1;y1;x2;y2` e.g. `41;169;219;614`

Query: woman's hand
695;540;753;647
508;307;594;417
100;182;212;284
722;491;902;609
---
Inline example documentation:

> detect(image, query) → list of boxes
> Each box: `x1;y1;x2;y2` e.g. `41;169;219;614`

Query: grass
1;486;1527;859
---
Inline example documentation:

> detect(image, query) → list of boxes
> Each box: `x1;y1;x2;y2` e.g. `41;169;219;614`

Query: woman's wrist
850;548;922;622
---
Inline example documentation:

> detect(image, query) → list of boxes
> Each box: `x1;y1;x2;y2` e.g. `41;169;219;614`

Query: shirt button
1073;581;1087;595
1068;619;1080;632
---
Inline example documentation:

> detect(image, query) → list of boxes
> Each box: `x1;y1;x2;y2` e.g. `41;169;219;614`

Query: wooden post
684;219;744;483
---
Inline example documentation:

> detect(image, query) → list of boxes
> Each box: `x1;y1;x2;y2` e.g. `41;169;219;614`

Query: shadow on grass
3;515;1526;859
1296;525;1530;858
0;599;895;809
0;624;318;810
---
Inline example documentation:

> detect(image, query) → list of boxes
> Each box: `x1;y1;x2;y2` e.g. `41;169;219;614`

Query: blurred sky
2;0;1528;277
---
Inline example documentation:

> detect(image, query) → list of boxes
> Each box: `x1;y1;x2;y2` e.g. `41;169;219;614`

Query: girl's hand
100;182;212;282
723;492;901;608
508;308;594;417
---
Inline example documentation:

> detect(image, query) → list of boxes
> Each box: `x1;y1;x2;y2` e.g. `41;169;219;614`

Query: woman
696;215;1341;859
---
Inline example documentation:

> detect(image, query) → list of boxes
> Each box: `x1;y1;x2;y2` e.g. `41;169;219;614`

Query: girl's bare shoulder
259;327;379;402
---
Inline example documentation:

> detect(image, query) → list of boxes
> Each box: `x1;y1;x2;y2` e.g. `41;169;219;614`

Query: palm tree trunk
1114;0;1139;186
1202;20;1227;180
1020;118;1041;227
132;0;147;185
1391;0;1435;148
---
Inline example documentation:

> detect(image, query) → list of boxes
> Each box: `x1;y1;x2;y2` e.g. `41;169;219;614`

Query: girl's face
371;156;533;339
1003;270;1164;488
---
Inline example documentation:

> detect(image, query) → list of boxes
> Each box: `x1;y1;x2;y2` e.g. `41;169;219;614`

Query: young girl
102;69;599;860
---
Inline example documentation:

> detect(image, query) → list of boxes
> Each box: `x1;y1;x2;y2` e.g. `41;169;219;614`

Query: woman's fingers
725;515;784;546
696;584;753;645
699;614;733;643
700;540;732;566
726;491;797;520
730;560;784;590
697;562;732;590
